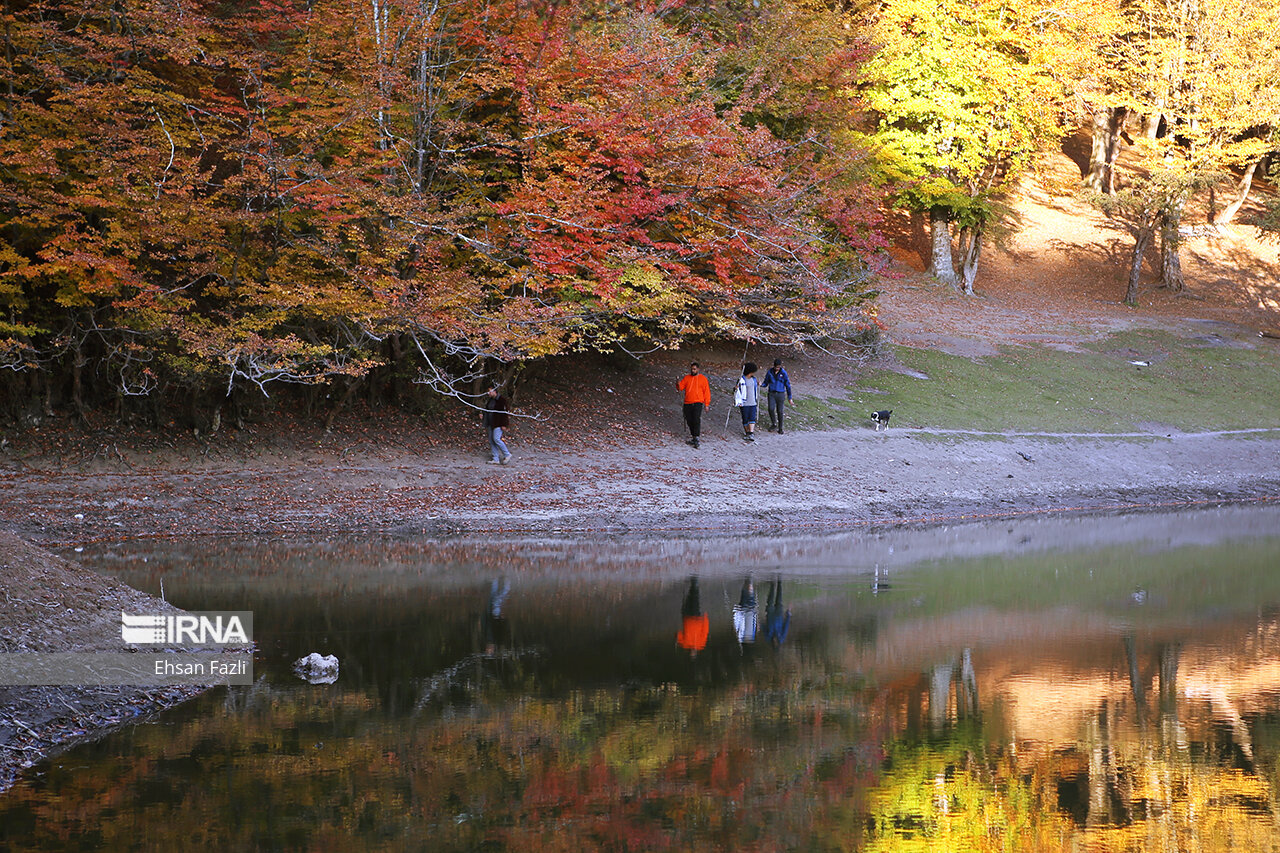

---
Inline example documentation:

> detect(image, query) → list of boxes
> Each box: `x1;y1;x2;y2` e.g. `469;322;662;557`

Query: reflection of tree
0;672;887;851
5;611;1280;850
864;721;1073;851
915;649;981;733
861;625;1280;851
1009;632;1280;850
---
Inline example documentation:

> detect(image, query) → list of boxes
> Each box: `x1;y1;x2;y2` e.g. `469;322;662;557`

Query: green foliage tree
858;0;1062;294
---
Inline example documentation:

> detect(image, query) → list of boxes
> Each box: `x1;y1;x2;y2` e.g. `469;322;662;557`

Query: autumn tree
1090;156;1211;305
1127;0;1280;290
0;0;885;424
0;0;247;416
858;0;1061;294
1058;0;1280;296
456;2;885;360
1186;1;1280;227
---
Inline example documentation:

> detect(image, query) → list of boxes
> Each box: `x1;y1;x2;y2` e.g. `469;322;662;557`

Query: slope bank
0;532;205;792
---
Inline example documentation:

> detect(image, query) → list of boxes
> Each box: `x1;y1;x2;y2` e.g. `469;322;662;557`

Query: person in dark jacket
762;358;793;433
483;386;512;465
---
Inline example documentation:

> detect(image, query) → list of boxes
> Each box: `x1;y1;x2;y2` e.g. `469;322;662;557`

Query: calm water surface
4;505;1280;851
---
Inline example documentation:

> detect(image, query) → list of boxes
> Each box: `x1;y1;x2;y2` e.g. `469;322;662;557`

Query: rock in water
293;652;339;684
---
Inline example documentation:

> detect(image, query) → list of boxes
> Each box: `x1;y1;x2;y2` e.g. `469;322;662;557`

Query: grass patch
795;329;1280;433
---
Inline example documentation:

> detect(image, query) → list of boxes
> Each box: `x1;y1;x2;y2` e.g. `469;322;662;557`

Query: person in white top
733;362;760;442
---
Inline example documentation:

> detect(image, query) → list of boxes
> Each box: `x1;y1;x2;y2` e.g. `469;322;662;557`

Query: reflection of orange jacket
678;373;711;406
677;614;709;652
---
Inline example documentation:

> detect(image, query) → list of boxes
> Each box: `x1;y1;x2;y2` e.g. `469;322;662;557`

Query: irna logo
121;612;251;645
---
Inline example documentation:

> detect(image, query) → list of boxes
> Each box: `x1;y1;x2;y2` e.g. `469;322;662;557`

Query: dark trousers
767;391;786;429
683;402;703;437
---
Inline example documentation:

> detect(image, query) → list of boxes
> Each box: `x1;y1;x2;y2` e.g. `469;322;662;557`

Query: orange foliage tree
0;0;883;424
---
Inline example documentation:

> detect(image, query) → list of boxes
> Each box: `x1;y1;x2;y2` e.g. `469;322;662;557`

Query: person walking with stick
762;358;792;433
734;362;760;442
677;362;711;448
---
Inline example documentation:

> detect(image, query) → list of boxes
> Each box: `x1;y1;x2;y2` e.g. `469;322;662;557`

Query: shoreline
0;532;210;793
4;427;1278;544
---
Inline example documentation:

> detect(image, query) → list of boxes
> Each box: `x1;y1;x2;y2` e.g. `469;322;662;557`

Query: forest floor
2;143;1280;790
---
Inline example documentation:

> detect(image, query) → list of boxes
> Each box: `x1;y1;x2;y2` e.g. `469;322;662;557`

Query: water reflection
677;576;708;658
764;577;791;648
481;577;512;656
2;505;1280;851
732;576;759;647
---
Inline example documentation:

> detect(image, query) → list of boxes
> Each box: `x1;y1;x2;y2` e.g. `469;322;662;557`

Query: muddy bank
3;428;1278;545
0;532;205;792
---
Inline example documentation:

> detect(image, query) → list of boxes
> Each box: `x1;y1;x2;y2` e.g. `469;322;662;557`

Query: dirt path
3;422;1277;543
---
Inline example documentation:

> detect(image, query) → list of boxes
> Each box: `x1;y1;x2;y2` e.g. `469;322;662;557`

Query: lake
3;503;1280;851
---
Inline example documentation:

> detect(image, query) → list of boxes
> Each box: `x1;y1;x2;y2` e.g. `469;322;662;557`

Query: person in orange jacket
677;576;709;657
677;362;711;448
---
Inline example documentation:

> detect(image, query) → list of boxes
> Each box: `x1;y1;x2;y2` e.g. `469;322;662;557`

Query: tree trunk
324;377;363;431
70;344;86;420
1160;199;1185;292
1125;224;1153;306
928;663;953;731
497;360;519;401
1087;717;1108;829
412;0;442;193
1141;109;1163;140
928;209;960;288
1085;107;1127;193
957;226;982;296
1212;159;1259;225
958;648;978;719
390;333;405;404
41;366;53;418
1104;109;1126;194
1123;634;1146;712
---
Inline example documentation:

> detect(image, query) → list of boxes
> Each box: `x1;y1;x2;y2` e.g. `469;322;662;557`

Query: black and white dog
871;409;892;431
